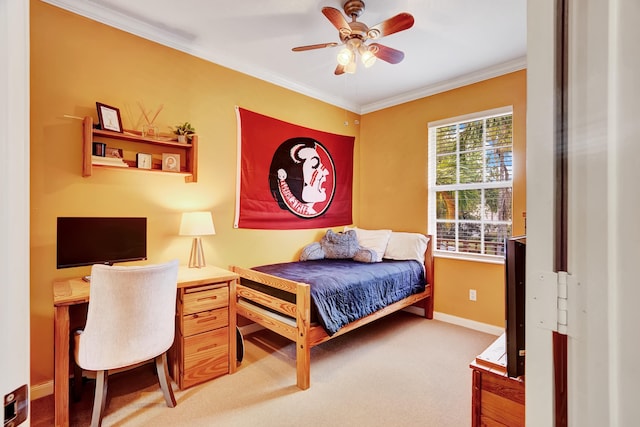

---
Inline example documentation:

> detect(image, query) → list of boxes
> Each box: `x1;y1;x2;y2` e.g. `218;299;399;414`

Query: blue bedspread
253;259;425;336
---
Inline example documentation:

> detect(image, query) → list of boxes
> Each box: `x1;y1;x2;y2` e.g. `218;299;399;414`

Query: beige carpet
32;312;496;427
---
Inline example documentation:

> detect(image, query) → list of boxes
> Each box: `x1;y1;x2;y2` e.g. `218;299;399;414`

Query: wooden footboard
232;266;312;389
231;234;434;390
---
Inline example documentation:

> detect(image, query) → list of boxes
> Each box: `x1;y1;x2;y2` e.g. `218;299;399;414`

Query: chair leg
72;363;83;402
155;353;176;408
90;370;108;427
72;329;83;402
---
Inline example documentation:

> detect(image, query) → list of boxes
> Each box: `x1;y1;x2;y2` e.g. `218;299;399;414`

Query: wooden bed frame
230;235;434;390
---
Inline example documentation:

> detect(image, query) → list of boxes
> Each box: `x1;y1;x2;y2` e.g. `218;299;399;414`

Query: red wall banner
235;107;354;230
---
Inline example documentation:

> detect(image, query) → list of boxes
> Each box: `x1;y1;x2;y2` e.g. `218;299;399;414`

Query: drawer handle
192;309;219;319
197;316;217;324
197;296;217;302
198;343;218;352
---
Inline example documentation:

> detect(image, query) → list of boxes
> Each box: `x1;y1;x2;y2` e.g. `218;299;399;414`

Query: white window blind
428;107;513;260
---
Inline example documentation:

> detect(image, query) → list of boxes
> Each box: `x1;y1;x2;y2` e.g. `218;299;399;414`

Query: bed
230;231;434;390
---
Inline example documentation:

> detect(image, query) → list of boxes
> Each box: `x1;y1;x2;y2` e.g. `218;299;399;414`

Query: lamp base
188;237;206;268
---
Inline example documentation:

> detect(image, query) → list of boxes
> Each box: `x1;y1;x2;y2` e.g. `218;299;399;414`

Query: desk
53;265;238;427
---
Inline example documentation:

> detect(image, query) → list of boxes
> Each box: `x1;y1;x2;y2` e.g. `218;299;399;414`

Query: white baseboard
402;306;503;336
433;311;504;336
29;361;153;401
31;381;54;400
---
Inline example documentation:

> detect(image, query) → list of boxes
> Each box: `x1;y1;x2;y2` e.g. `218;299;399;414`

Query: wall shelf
82;116;198;183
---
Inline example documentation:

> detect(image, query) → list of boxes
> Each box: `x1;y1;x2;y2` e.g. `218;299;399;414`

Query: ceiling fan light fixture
359;45;377;68
344;57;357;74
337;46;354;65
293;3;413;76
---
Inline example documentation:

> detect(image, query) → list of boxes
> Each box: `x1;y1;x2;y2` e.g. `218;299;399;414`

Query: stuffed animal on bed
299;229;377;263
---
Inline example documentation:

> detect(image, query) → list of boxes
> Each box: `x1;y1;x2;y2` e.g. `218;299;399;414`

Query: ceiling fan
292;0;415;75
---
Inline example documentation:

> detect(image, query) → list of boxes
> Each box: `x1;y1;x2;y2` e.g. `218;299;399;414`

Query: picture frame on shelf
105;147;123;159
162;153;180;172
96;102;123;133
136;153;152;169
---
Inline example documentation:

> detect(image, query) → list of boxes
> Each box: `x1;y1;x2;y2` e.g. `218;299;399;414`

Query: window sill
434;251;505;265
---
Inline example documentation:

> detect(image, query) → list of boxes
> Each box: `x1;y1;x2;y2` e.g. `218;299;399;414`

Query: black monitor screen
505;235;526;378
56;217;147;269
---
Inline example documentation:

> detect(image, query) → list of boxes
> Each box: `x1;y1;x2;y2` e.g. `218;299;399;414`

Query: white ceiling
43;0;527;114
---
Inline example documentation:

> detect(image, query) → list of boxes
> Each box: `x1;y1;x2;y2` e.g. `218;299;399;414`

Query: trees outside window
428;108;513;258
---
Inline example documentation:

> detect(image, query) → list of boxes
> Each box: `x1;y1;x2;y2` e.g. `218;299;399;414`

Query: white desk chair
73;259;179;427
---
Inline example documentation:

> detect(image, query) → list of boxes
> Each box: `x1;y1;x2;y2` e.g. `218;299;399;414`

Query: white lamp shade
179;212;215;236
360;47;377;68
337;47;354;65
344;59;357;74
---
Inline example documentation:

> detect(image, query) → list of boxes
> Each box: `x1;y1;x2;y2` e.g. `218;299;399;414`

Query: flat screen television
505;235;526;378
56;217;147;269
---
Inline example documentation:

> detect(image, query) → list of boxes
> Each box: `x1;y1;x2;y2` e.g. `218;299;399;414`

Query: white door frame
527;0;640;426
0;0;30;422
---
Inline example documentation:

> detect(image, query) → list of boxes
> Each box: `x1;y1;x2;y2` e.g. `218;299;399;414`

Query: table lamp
179;211;215;268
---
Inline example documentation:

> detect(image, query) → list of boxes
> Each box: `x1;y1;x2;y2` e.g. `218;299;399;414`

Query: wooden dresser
169;266;238;389
470;333;525;427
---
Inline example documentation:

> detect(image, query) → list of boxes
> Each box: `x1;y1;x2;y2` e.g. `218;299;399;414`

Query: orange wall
359;71;527;327
29;1;526;386
29;1;359;385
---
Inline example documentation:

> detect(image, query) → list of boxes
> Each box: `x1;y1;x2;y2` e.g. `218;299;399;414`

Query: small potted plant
172;121;196;143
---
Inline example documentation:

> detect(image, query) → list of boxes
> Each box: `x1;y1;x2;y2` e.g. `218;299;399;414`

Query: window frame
428;106;514;263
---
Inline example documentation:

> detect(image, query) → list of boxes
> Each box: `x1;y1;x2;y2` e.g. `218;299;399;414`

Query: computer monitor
56;217;147;269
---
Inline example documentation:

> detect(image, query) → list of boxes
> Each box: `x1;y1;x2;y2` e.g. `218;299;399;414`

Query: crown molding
360;57;528;114
42;1;524;115
41;0;361;113
41;0;195;50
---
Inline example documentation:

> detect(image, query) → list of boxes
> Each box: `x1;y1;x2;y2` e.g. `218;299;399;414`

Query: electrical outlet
469;289;477;301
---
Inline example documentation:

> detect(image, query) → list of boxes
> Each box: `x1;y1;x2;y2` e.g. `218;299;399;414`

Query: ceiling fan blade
369;43;405;64
322;7;351;34
334;64;345;75
369;13;415;39
292;42;339;52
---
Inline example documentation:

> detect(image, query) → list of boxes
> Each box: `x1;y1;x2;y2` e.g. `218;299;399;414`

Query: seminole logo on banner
235;107;354;230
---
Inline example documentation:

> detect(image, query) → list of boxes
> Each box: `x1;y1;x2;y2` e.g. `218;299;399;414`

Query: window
428;107;513;260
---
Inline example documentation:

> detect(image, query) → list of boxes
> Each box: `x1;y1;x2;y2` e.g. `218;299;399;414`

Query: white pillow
383;232;429;263
344;226;391;262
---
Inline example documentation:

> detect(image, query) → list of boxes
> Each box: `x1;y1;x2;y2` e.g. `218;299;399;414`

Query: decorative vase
177;135;186;143
142;124;159;139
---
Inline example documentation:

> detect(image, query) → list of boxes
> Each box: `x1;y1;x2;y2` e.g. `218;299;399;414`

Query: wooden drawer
480;389;525;427
180;307;228;337
181;327;229;388
481;370;525;405
182;287;228;315
471;367;525;427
